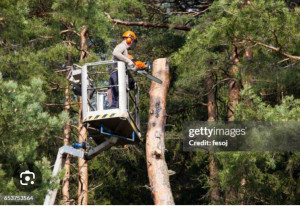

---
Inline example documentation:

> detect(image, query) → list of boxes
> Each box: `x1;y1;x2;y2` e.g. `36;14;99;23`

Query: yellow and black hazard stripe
85;113;117;121
127;117;140;135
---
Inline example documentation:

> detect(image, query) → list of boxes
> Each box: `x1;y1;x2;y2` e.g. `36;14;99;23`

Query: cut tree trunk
146;58;175;205
78;25;88;205
61;35;72;204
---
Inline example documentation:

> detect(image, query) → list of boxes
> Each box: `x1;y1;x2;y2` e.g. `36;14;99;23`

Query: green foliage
1;0;300;204
169;0;300;204
235;85;300;121
0;75;68;202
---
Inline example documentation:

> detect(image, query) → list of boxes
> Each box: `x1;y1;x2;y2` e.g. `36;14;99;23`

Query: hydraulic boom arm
43;137;118;205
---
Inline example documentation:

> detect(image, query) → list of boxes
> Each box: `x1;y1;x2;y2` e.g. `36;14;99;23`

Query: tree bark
225;46;240;204
225;46;251;204
79;26;88;61
227;46;240;122
208;153;219;201
146;58;175;205
205;73;220;202
237;46;253;205
241;47;253;108
78;25;88;205
226;2;251;204
61;34;72;204
206;73;216;121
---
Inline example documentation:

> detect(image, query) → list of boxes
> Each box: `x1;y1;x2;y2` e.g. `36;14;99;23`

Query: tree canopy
0;0;300;204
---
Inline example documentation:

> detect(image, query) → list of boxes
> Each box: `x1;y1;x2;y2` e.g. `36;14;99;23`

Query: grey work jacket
111;40;134;73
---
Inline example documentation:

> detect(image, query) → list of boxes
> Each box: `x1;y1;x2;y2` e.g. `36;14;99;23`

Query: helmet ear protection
126;37;132;44
122;31;137;45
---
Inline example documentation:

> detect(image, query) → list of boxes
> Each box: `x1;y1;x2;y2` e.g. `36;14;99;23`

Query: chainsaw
129;60;163;84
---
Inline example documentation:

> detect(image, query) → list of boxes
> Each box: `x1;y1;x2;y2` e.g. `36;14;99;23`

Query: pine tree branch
148;3;210;16
88;183;103;193
63;40;77;45
251;79;275;83
104;12;191;31
272;29;283;49
60;29;80;37
277;58;289;64
202;77;232;97
29;36;54;43
167;7;210;16
55;68;71;73
42;103;79;107
248;39;300;61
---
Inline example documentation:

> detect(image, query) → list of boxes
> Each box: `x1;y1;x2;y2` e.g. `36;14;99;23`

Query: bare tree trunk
78;25;88;205
61;35;72;204
228;1;253;121
242;46;253;87
77;96;88;205
62;85;71;203
209;153;219;201
227;2;252;203
238;46;253;205
225;46;240;204
206;74;216;122
146;58;175;205
80;26;88;61
205;73;219;202
228;46;240;122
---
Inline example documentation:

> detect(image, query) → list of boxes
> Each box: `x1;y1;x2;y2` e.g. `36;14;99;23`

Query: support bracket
85;136;118;160
99;124;135;142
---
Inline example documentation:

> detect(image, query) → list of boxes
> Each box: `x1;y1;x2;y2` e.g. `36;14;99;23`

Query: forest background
0;0;300;204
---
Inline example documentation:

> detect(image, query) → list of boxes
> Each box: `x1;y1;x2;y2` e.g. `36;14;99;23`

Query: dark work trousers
109;71;119;108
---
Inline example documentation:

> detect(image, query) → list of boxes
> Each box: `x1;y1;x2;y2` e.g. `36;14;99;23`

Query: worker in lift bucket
109;31;137;108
